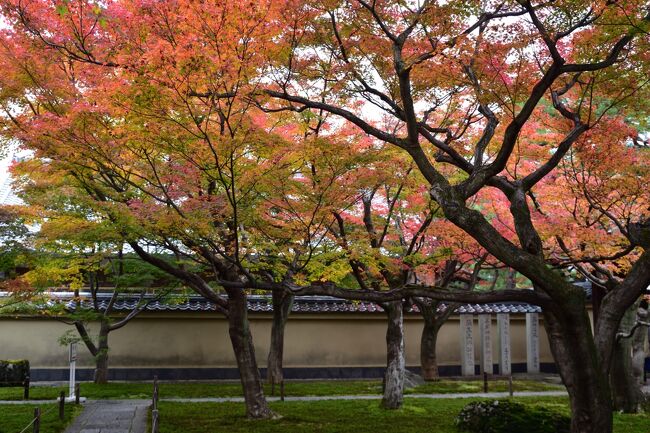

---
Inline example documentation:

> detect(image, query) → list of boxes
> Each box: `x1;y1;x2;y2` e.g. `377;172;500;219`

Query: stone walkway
62;400;149;433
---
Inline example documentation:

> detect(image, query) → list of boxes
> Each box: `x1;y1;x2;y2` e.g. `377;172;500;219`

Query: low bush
456;400;570;433
0;360;29;384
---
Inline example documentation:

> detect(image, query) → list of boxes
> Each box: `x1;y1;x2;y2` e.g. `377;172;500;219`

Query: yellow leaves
302;251;353;285
22;258;84;291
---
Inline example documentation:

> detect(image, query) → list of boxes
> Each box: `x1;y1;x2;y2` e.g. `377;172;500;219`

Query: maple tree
260;1;650;432
0;0;288;418
0;1;649;431
317;147;495;406
3;167;178;383
262;107;497;407
0;0;389;417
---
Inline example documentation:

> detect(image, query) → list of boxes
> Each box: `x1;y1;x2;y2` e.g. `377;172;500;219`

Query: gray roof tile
45;293;542;315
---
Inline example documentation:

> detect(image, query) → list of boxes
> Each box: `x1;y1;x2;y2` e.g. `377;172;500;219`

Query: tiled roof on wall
53;294;542;315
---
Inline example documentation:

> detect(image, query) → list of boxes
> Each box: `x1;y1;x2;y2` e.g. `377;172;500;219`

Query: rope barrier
17;416;35;433
17;402;60;433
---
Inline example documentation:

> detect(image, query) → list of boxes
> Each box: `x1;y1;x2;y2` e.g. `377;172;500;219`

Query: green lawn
153;398;650;433
405;378;562;394
0;379;563;401
0;403;81;433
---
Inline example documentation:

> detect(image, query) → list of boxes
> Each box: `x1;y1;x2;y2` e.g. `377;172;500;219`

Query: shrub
0;360;29;384
456;400;570;433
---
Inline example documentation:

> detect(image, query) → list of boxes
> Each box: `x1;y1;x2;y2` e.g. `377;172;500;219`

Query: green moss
0;379;562;400
149;397;650;433
407;379;562;394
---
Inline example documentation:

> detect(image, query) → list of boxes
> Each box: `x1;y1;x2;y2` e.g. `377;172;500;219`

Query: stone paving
62;400;149;433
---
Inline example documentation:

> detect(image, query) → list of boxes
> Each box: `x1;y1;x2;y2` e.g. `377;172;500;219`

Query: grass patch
151;397;650;433
0;379;562;401
0;403;81;433
407;379;563;394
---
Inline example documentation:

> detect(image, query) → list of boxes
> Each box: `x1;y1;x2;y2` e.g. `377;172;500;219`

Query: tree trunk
420;320;440;381
382;300;405;409
543;303;613;433
610;303;643;413
267;288;293;386
94;323;110;384
227;290;275;419
415;298;456;381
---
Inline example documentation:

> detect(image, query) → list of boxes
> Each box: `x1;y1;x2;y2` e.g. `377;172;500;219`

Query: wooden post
151;409;159;433
24;376;30;400
153;375;159;411
33;407;40;433
280;380;285;402
483;372;488;393
59;391;65;420
508;375;513;397
75;384;80;405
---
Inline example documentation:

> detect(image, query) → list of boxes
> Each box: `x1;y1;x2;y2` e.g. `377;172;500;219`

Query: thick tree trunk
94;324;110;384
227;290;274;419
415;298;456;381
543;302;613;433
420;321;440;381
610;304;643;413
382;301;405;409
267;288;293;386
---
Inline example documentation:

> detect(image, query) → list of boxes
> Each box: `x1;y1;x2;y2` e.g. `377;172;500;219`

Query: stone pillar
479;314;493;374
497;313;511;376
460;314;475;376
526;312;540;373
